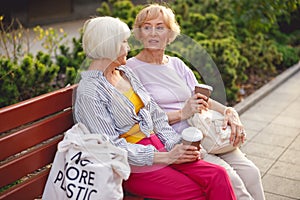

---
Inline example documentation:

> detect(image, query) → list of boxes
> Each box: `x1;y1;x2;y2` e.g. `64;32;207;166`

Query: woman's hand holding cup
194;84;213;101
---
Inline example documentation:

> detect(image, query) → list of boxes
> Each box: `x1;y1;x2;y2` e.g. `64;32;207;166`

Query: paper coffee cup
195;84;213;99
182;127;203;150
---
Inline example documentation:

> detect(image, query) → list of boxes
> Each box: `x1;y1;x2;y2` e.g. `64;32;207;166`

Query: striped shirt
73;66;181;166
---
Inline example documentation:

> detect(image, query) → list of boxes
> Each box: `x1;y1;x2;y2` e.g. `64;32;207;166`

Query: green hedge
0;0;299;107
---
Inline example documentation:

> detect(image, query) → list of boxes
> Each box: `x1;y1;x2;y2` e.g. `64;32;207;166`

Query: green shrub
0;54;59;107
275;43;300;70
0;58;19;107
56;34;85;87
1;0;299;107
240;33;282;79
199;37;249;102
0;19;85;107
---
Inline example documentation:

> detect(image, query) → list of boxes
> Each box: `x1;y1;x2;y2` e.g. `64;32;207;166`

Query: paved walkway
236;62;300;200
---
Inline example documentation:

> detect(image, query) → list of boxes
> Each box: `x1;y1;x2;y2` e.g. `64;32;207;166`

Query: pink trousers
123;134;236;200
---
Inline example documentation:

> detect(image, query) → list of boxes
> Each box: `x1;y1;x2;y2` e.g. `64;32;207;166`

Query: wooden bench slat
0;110;74;160
0;168;50;200
124;196;145;200
0;136;62;188
0;85;77;133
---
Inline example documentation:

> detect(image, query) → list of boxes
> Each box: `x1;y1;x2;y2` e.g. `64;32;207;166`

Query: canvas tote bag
187;110;241;154
42;123;130;200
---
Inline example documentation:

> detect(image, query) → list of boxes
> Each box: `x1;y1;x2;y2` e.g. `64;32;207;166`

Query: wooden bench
0;84;143;200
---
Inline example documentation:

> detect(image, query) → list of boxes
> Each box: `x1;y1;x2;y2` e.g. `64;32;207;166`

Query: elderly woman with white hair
73;16;236;200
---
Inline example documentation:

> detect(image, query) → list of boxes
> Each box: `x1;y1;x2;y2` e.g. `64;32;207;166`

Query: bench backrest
0;85;77;200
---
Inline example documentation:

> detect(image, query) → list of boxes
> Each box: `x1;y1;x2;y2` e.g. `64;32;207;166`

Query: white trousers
203;148;265;200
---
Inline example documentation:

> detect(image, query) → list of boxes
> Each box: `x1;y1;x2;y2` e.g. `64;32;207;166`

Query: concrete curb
234;61;300;115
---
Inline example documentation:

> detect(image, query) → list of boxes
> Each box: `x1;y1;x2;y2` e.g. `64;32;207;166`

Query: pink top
126;56;198;134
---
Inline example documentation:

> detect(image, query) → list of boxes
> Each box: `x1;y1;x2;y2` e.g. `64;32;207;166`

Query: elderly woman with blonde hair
127;4;265;200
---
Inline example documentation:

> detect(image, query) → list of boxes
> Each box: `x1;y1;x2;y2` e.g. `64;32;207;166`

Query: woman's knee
248;164;261;182
226;167;243;184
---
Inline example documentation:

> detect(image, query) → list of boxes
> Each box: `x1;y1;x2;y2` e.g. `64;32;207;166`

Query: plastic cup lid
197;84;213;91
182;127;203;142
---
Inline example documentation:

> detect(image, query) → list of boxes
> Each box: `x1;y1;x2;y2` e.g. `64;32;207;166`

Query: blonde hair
82;16;130;60
133;4;180;44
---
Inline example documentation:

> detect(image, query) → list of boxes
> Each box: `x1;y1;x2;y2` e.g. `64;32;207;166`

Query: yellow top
120;87;147;143
123;87;144;114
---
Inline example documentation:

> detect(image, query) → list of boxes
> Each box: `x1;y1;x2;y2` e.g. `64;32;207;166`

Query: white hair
82;16;130;60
